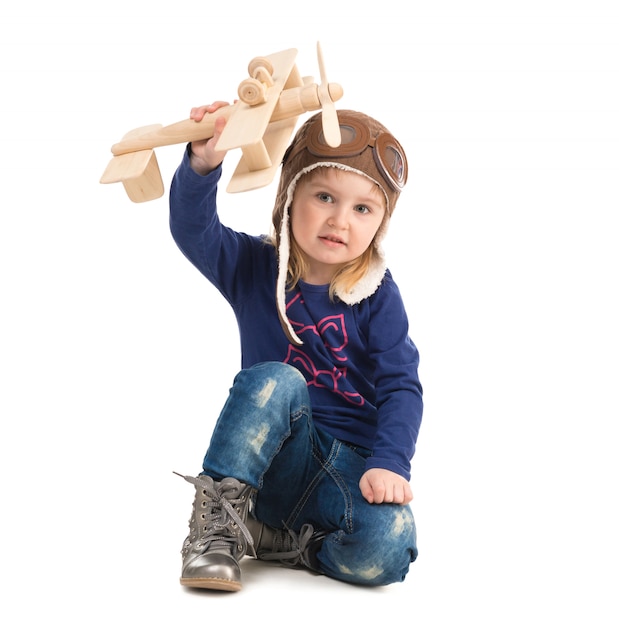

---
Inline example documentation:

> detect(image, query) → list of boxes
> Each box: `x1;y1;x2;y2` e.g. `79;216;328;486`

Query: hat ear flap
275;184;303;346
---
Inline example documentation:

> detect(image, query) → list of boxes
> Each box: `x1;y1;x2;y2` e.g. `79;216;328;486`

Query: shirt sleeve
168;148;263;306
363;275;423;481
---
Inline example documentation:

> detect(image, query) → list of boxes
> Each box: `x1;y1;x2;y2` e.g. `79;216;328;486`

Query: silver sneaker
175;473;255;591
245;515;326;571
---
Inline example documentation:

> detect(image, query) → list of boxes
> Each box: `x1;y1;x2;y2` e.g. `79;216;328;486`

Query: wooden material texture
100;46;343;203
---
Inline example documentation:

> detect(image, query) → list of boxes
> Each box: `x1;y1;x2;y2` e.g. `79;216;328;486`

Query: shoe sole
180;577;241;592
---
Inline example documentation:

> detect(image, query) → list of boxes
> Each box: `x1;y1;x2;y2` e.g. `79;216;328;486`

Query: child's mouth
319;235;346;246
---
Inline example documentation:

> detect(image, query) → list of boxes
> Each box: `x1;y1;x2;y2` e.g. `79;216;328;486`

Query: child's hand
359;468;413;504
188;101;230;175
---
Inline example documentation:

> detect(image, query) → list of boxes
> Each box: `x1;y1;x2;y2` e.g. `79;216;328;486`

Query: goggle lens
375;134;407;190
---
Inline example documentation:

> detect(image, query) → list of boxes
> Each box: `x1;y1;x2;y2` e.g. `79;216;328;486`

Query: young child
169;102;423;591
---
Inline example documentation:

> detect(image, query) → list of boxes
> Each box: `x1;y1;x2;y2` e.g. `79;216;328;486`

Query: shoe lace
175;472;255;555
258;523;316;567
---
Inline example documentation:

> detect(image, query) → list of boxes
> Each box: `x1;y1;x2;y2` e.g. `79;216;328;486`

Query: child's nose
328;207;348;229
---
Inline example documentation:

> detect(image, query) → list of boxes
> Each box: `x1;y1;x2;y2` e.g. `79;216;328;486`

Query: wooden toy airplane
100;43;343;203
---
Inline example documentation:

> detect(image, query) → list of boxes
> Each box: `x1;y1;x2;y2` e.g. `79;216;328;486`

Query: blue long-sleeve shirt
169;151;423;480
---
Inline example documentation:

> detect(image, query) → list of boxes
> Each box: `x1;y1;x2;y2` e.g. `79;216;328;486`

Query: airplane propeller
316;42;342;148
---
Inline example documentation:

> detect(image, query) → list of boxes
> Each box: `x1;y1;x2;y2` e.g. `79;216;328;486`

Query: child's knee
318;508;418;586
250;361;306;385
245;362;307;401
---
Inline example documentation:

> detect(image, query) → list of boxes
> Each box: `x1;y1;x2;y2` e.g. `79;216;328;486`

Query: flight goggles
292;111;408;193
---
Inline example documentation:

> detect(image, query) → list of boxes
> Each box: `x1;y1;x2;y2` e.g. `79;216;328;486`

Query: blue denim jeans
202;361;418;586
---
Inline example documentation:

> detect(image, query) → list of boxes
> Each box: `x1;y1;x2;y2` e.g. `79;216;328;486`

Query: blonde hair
269;167;387;301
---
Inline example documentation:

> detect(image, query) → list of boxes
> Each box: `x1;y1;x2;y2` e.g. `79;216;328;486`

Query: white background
1;1;617;624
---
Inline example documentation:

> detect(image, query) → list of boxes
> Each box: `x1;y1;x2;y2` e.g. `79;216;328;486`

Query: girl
169;103;423;591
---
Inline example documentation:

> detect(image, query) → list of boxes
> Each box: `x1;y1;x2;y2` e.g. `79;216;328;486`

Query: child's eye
318;192;333;203
354;204;371;214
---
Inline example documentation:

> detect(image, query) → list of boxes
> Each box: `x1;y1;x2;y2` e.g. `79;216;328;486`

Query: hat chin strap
276;163;390;346
276;194;304;345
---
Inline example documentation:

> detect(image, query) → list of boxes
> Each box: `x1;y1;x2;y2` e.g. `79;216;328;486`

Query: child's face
290;167;386;285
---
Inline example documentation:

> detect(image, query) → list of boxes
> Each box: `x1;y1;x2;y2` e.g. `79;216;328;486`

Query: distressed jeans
202;361;418;586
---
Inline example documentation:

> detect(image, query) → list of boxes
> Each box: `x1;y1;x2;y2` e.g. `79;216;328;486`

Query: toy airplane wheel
248;56;274;80
238;78;267;105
